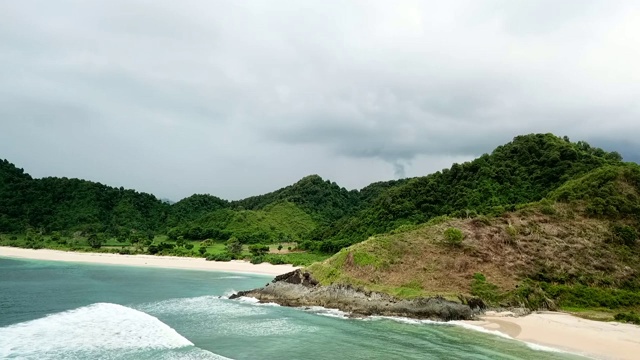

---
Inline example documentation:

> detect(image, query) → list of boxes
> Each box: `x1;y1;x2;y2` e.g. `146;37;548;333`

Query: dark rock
228;273;475;321
272;269;319;286
467;297;487;310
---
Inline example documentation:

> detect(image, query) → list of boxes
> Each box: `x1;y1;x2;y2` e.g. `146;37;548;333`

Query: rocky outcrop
229;270;475;321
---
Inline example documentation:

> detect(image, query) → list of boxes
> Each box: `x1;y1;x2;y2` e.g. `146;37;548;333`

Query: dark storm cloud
0;0;639;200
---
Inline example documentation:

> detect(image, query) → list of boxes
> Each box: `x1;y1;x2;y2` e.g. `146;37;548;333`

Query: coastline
463;311;640;360
0;246;298;276
4;246;640;359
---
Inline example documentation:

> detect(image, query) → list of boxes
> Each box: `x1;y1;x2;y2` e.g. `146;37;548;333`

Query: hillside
0;159;170;235
0;133;635;270
304;133;624;252
167;194;229;227
232;174;361;224
168;201;317;243
307;163;640;313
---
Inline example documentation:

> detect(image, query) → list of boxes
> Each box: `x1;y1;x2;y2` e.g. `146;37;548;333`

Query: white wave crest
0;303;194;359
235;296;280;307
137;295;266;317
303;306;350;319
138;296;315;337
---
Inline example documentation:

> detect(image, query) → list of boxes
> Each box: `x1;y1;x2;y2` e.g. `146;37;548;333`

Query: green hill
167;194;229;227
168;201;317;243
307;163;640;315
0;159;170;235
232;175;361;224
304;134;623;252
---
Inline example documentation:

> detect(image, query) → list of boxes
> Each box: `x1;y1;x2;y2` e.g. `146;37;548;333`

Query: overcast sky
1;1;639;201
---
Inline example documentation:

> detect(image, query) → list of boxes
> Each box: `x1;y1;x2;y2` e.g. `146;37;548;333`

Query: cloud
0;0;639;200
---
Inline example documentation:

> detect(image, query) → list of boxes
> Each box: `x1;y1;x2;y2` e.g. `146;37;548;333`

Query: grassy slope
308;164;640;315
191;201;317;242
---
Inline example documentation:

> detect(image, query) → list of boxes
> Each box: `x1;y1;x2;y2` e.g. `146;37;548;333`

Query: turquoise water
0;257;586;359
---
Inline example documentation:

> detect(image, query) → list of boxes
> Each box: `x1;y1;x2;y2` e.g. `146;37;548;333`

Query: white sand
465;311;640;360
0;246;298;276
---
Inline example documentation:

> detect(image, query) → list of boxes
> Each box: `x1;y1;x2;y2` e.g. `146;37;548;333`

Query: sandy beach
464;311;640;360
0;246;298;276
3;246;640;359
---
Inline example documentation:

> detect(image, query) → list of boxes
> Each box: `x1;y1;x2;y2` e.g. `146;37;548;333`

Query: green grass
188;201;317;242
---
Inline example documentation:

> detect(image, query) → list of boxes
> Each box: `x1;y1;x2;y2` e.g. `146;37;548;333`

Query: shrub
206;253;233;262
87;234;104;249
506;224;518;237
471;273;502;304
225;237;242;256
539;199;557;215
614;312;640;325
248;244;269;256
443;227;464;245
612;225;638;246
263;255;286;265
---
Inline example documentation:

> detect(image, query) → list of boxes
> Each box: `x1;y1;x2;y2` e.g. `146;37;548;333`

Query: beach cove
2;247;639;359
0;246;298;275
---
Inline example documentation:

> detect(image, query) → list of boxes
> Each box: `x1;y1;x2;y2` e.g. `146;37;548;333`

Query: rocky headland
230;270;478;321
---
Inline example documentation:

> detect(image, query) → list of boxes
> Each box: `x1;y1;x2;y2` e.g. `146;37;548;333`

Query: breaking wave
0;302;230;360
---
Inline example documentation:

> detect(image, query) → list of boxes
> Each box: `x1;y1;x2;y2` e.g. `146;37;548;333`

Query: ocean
0;257;586;359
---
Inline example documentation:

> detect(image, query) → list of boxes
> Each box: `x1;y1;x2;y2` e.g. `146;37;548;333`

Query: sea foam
138;296;316;337
0;302;229;359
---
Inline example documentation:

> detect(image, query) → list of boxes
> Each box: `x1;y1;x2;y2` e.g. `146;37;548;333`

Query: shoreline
462;311;640;360
4;246;639;359
0;246;298;276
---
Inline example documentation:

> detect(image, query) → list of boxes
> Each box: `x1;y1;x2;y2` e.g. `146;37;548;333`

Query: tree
226;237;242;257
176;236;186;247
248;244;269;256
277;244;283;252
198;247;207;255
87;233;104;249
51;231;61;243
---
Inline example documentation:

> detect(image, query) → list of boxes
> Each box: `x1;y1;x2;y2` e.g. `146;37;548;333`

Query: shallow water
0;257;586;359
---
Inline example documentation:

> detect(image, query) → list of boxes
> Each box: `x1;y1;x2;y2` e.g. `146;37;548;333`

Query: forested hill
0;159;170;235
304;134;624;252
0;133;629;255
232;175;361;224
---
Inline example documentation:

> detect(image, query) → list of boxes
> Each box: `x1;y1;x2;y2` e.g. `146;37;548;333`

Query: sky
1;1;639;201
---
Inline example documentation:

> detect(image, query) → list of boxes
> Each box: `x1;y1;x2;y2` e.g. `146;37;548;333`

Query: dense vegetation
0;159;170;236
304;134;623;252
232;175;362;224
0;133;635;274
